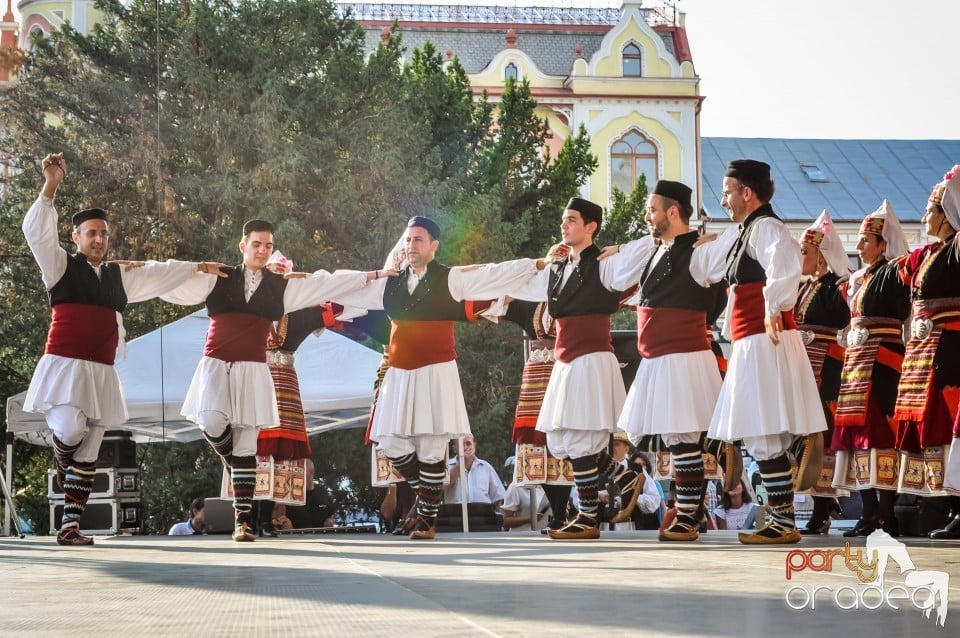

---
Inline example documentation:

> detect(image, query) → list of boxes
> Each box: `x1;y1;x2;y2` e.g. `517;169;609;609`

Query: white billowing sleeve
598;236;657;291
477;297;509;324
689;225;740;287
282;270;370;313
748;218;802;316
506;265;551;302
22;195;68;290
327;277;387;312
161;271;217;306
447;258;540;302
636;471;662;514
121;261;203;303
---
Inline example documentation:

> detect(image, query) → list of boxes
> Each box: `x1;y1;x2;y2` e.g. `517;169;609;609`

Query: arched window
504;62;518;82
622;43;642;77
611;130;658;195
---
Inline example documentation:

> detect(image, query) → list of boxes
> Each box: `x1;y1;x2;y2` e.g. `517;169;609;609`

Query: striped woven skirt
513;340;554;445
257;355;312;460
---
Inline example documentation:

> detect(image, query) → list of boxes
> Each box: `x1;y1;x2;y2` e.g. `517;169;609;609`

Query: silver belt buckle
912;318;934;340
799;330;815;346
846;327;869;347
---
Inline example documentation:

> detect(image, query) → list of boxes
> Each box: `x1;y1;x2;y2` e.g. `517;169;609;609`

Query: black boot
801;497;835;535
930;497;960;539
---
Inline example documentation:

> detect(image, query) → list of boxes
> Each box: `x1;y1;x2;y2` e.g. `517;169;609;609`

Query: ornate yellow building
347;0;702;214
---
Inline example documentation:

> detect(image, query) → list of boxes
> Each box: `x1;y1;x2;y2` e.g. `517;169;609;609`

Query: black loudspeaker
96;430;136;468
50;498;142;534
435;503;503;532
611;330;640;390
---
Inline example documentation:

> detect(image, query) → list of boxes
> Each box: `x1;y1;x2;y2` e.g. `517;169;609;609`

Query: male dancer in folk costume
696;160;827;544
598;180;735;542
335;215;548;539
793;211;851;535
508;197;645;540
162;220;387;541
898;165;960;539
22;152;226;546
832;201;911;537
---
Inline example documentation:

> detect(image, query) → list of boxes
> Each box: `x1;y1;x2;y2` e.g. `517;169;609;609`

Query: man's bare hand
764;312;783;345
41;153;66;197
110;260;146;272
366;268;399;282
597;245;619;261
198;261;229;277
283;271;308;279
694;233;717;248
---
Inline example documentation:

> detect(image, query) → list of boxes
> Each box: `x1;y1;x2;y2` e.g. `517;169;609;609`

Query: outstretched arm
22;154;69;289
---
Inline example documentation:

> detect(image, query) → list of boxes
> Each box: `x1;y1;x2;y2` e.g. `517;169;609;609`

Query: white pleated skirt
181;356;280;429
369;360;471;439
536;351;625;433
708;330;827;441
619;350;722;436
23;354;128;425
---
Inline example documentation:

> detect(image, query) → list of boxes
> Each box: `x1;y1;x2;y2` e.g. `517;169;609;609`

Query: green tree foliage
0;0;598;530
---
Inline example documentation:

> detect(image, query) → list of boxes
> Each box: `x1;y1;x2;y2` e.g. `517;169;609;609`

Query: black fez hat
242;219;274;235
724;159;771;183
72;208;107;227
407;215;441;240
565;197;603;226
652;180;692;208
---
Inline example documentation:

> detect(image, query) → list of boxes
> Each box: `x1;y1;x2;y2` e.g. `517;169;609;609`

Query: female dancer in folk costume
832;201;911;538
499;299;573;532
904;165;960;539
253;252;346;535
793;211;851;535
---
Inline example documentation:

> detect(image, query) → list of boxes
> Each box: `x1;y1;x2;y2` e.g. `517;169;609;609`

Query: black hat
72;208;107;227
565;197;603;226
652;180;692;208
724;159;771;183
242;219;274;235
407;215;441;241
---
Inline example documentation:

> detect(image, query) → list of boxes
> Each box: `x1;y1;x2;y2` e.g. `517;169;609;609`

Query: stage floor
1;530;958;637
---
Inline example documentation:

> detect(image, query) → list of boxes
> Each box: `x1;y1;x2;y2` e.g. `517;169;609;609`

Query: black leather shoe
258;522;277;538
800;519;831;535
842;518;876;538
929;515;960;539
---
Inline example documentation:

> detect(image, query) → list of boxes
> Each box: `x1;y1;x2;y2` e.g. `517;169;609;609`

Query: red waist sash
45;303;119;365
730;281;796;341
554;314;613;363
389;320;456;370
636;307;709;358
206;312;272;363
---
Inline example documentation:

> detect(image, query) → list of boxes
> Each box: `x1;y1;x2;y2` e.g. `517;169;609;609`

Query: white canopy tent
3;310;479;536
5;309;383;446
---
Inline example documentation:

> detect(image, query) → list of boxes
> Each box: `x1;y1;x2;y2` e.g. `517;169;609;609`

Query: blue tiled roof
701;138;960;222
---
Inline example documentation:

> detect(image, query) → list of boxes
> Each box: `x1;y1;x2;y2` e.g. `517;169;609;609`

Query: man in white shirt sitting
168;498;206;535
444;435;506;508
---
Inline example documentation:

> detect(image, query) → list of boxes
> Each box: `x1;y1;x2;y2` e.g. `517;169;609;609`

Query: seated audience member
444;435;505;508
713;479;757;530
600;434;661;530
501;478;550;531
168;498;205;535
631;452;665;529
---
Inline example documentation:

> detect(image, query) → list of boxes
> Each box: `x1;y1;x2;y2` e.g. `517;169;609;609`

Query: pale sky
15;0;959;140
404;0;960;140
